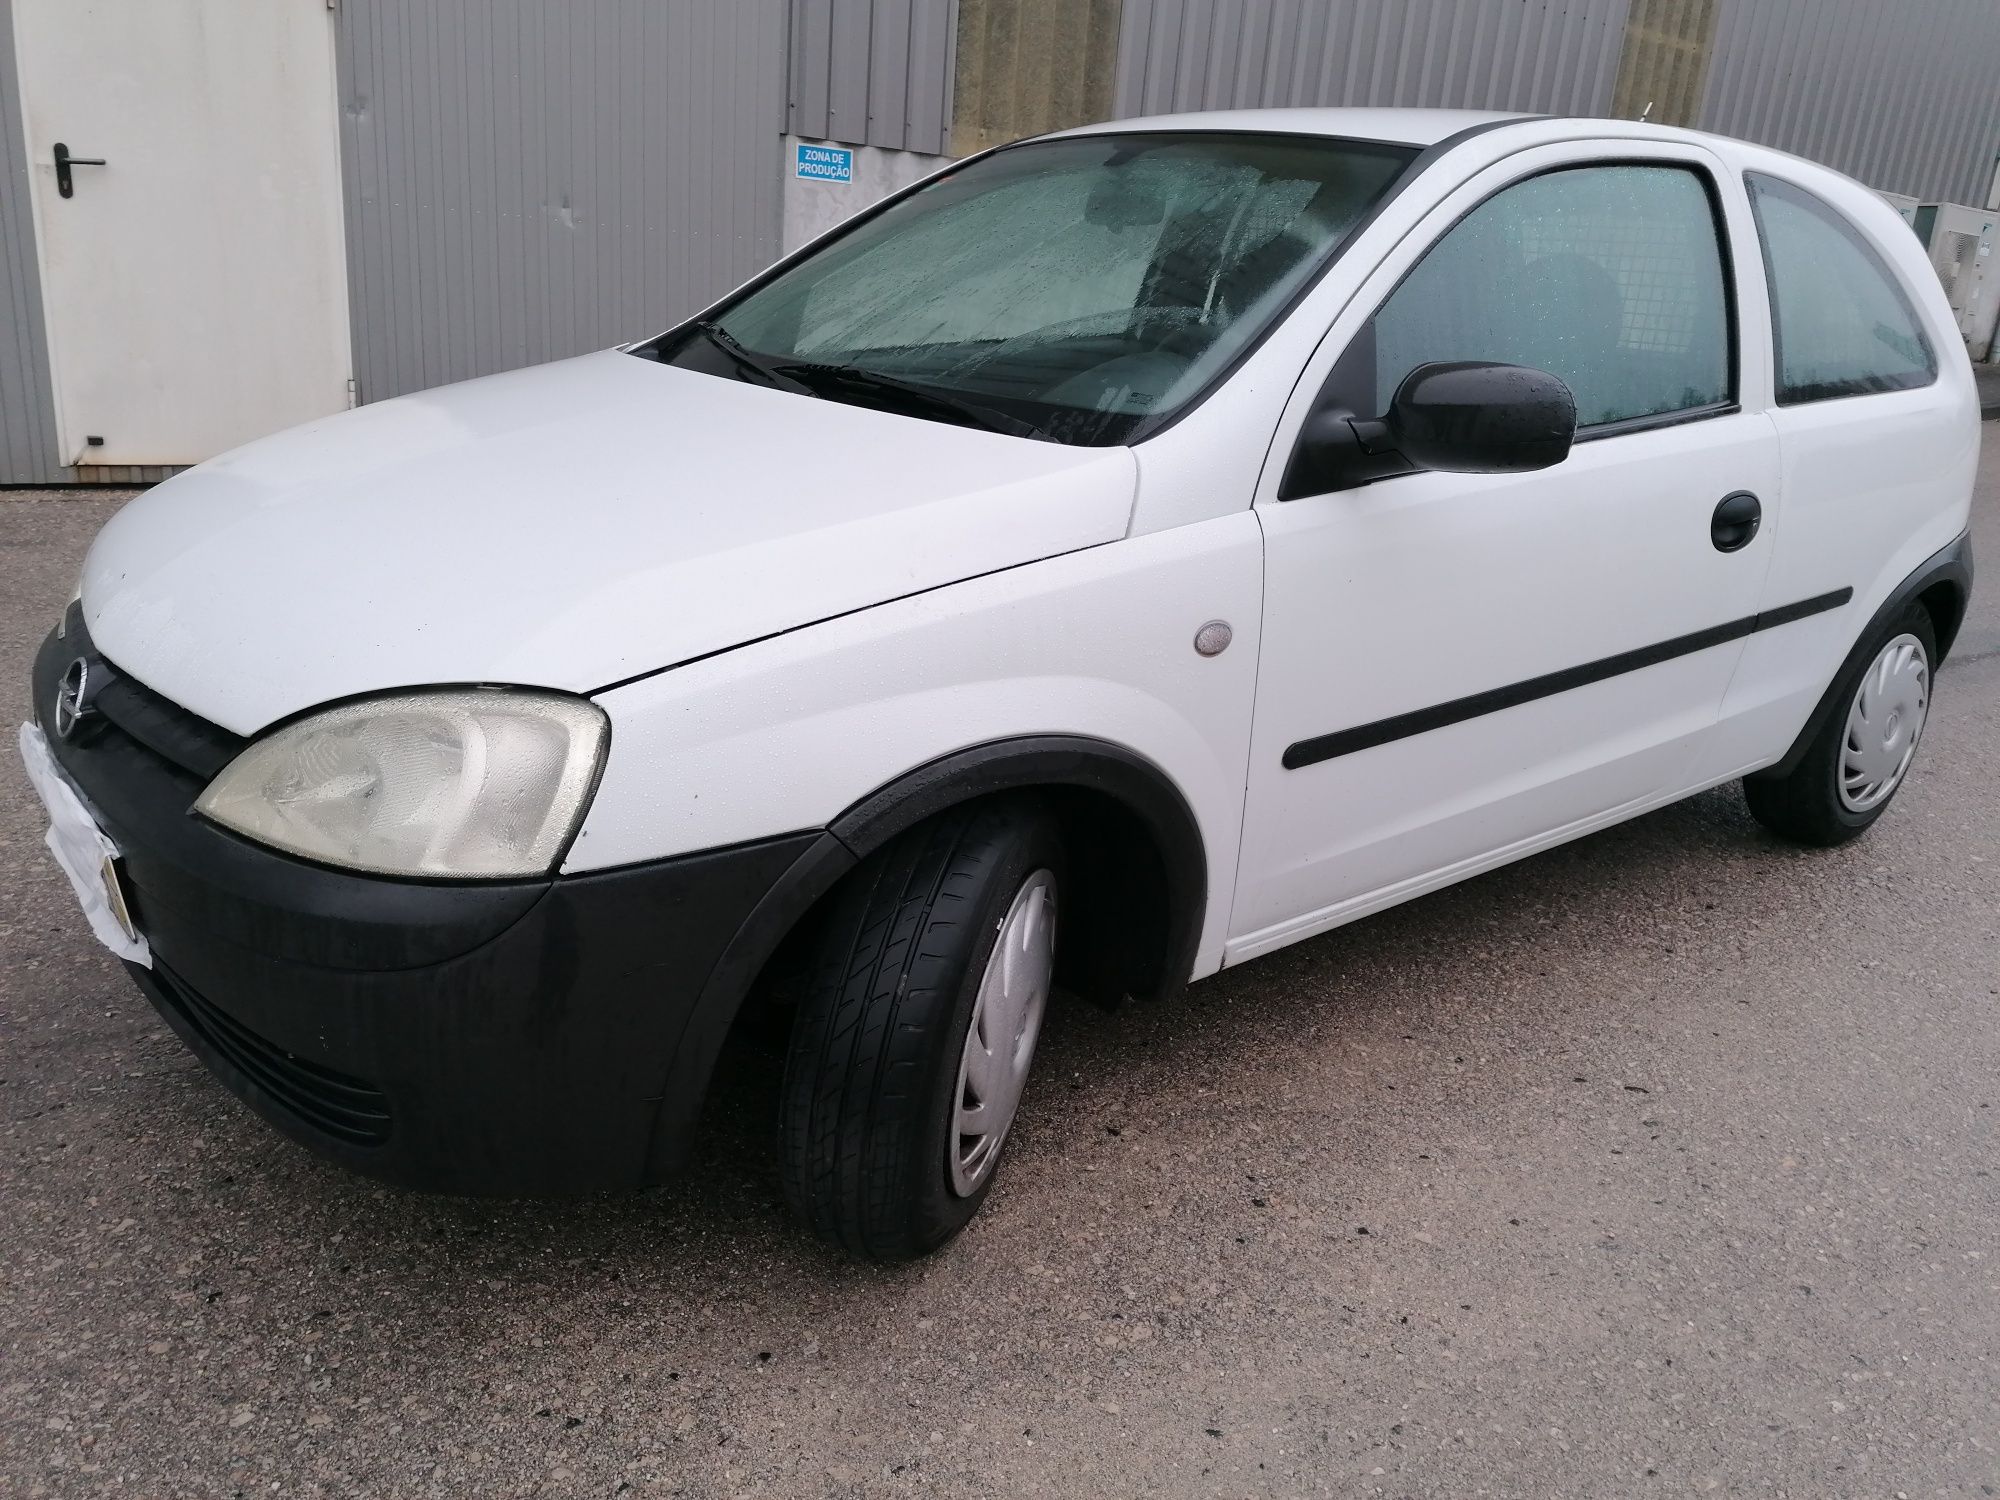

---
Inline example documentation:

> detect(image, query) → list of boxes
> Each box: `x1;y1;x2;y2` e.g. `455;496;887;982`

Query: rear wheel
779;800;1062;1260
1744;604;1935;847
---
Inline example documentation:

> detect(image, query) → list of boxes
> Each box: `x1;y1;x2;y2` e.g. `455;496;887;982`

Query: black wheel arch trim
1749;528;1973;783
643;735;1208;1177
828;736;1209;1002
642;829;859;1178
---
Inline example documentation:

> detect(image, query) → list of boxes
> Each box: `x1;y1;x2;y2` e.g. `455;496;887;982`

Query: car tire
779;798;1064;1261
1743;603;1936;848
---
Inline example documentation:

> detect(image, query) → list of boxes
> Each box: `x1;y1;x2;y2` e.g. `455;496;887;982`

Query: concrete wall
952;0;1122;155
1612;0;1717;125
780;135;951;253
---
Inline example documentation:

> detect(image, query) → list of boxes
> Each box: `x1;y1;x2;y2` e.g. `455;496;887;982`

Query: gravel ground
3;444;1997;1499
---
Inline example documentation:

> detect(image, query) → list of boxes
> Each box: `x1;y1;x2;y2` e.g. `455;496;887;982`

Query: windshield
639;131;1415;445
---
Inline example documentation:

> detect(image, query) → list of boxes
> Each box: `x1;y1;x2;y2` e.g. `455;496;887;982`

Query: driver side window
1364;163;1734;429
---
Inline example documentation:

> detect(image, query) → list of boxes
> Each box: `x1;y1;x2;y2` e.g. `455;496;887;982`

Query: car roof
1045;108;1897;241
1049;109;1872;193
1051;107;1531;149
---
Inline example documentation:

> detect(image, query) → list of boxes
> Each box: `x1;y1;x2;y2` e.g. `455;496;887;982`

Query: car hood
80;351;1137;736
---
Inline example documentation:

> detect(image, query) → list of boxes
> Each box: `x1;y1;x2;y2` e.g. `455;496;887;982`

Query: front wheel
779;800;1063;1260
1744;603;1936;847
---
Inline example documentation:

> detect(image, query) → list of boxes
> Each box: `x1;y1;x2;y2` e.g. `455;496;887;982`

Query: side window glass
1745;173;1937;405
1367;164;1733;428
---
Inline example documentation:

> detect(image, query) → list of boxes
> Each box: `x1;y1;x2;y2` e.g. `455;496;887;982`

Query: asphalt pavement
3;444;1997;1498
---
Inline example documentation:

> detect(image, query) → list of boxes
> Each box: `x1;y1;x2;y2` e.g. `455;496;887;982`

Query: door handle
54;143;107;199
1711;490;1762;553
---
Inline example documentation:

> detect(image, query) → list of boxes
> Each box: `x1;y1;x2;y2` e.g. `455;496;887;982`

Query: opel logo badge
54;657;95;739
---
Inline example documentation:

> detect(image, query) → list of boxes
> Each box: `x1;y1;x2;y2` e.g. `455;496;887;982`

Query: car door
1229;139;1781;961
1696;166;1976;782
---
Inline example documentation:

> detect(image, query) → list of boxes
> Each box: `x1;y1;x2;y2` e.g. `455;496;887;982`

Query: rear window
1746;173;1937;405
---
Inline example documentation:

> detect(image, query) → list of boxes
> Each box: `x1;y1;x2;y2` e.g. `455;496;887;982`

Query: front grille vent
148;963;392;1147
92;667;243;780
57;604;245;779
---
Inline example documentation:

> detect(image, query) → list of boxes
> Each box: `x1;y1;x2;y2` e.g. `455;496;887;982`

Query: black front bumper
31;616;850;1194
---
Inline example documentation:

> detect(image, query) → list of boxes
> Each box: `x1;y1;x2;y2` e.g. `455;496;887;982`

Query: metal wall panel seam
0;0;63;482
789;0;952;152
336;0;784;404
1699;0;2000;202
1904;1;1958;195
1783;5;1839;158
1935;0;1992;203
1819;0;1877;176
1910;0;1953;196
1291;0;1328;112
1109;0;1633;124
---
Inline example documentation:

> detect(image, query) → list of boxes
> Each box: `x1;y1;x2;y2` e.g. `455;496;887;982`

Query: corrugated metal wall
335;0;786;404
6;0;1996;482
0;0;61;485
787;0;956;155
1112;0;1632;120
1701;0;2000;205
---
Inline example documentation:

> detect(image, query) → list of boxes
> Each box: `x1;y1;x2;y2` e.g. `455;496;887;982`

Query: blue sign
795;143;854;184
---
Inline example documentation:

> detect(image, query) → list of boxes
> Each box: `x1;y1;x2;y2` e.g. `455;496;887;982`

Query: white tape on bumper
17;720;151;966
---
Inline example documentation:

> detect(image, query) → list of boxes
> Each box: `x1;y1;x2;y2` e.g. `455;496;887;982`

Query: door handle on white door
53;143;107;199
1711;491;1762;553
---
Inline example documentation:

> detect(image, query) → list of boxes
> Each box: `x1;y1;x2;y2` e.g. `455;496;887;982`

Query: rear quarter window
1746;173;1938;405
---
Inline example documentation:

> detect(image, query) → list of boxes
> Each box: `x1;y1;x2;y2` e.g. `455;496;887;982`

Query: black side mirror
1279;360;1577;499
1380;361;1576;474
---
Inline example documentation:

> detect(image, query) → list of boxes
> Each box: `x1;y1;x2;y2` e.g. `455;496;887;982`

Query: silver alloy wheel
948;868;1057;1197
1839;632;1929;813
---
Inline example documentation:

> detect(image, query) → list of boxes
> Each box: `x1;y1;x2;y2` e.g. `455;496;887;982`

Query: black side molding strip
1753;588;1856;631
1283;588;1853;771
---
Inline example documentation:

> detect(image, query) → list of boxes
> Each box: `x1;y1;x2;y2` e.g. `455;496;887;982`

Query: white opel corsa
22;110;1976;1259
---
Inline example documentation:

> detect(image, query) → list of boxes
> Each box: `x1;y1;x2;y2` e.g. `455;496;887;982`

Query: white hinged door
12;0;352;467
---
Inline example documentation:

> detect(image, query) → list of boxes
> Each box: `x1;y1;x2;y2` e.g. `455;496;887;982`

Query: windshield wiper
770;359;1039;438
692;325;1036;437
691;320;815;397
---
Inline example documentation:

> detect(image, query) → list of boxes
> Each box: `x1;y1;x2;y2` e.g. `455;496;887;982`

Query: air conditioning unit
1913;202;2000;361
1875;189;1921;229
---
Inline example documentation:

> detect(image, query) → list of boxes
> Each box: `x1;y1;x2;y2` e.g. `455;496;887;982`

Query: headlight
196;689;608;878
